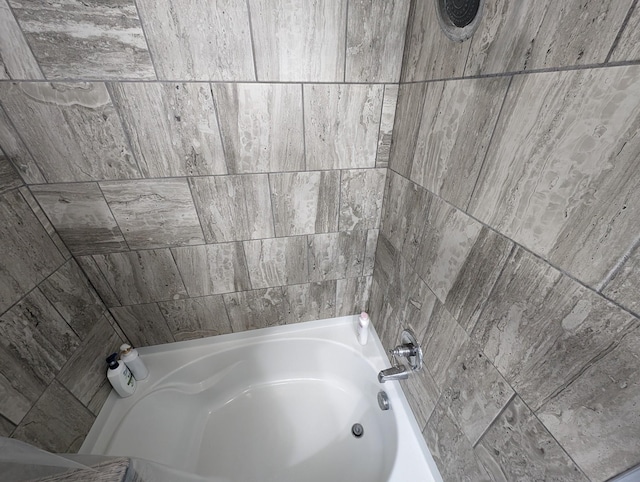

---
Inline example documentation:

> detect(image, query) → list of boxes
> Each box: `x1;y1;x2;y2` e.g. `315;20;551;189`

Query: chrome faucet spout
378;365;409;383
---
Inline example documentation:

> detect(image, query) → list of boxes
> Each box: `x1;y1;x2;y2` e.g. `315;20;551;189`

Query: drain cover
444;0;481;28
351;423;364;438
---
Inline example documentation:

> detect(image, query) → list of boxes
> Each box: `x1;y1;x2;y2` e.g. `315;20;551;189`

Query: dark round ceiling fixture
436;0;484;42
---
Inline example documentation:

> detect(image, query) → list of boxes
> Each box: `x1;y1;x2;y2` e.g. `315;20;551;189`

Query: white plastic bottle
357;312;370;345
120;344;149;381
106;353;136;397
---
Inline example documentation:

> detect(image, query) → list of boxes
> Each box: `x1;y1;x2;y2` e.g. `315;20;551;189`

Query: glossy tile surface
335;276;371;316
39;260;106;340
159;296;232;341
345;0;409;82
8;0;154;79
31;183;127;255
304;84;383;170
244;236;308;289
109;303;175;347
0;105;45;183
376;84;399;167
270;171;339;236
410;77;510;209
0;0;43;80
308;231;367;282
474;396;588;481
190;174;274;243
469;66;640;287
213;83;304;173
536;324;640;481
339;168;385;231
224;288;287;332
109;82;227;177
101;179;204;249
465;0;633;76
283;281;336;323
172;243;250;297
472;248;638;412
0;82;139;182
92;249;188;305
136;0;254;80
0;190;64;313
12;381;94;453
249;0;346;81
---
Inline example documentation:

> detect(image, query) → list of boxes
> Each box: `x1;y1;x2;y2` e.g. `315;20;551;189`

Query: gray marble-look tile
424;397;493;482
136;0;254;80
536;324;640;481
0;289;80;387
76;256;121;307
380;170;431;263
92;249;188;305
339;169;386;231
109;82;227;177
400;0;471;82
102;309;128;344
0;347;45;424
468;65;640;288
0;82;140;182
335;276;372;317
410;76;511;210
0;190;64;314
472;247;639;412
158;296;232;342
603;243;640;316
39;260;106;340
0;0;43;79
376;84;399;168
244;236;308;289
56;314;121;406
363;228;379;276
304;84;384;170
189;174;274;243
609;3;640;62
249;0;346;82
224;287;287;332
172;243;250;297
12;381;95;453
444;346;515;446
368;275;398;350
413;195;483;303
30;183;127;256
308;231;367;282
0;154;23;194
87;379;112;416
0;414;15;437
0;105;46;183
18;187;71;260
109;303;175;347
400;364;440;431
283;281;336;324
445;227;513;333
212;83;304;173
388;83;427;178
465;0;632;76
474;396;588;482
345;0;410;82
270;171;339;237
8;0;154;79
100;179;204;250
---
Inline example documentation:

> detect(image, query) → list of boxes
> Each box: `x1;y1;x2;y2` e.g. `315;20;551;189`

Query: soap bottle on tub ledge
120;343;149;381
106;353;136;397
356;312;370;345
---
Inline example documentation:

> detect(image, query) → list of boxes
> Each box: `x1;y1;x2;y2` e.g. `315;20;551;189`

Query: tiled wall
372;1;640;481
0;0;410;452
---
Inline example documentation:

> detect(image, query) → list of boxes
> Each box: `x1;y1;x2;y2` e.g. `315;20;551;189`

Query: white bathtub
80;316;442;482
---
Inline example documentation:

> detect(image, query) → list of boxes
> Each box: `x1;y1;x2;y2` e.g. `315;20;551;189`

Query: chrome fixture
378;330;423;383
377;391;391;411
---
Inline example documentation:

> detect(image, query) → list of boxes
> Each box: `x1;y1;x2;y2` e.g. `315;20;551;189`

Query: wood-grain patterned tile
339;168;386;231
244;236;308;289
109;303;175;347
159;295;232;341
224;287;287;332
283;281;336;324
308;231;367;282
0;0;43;80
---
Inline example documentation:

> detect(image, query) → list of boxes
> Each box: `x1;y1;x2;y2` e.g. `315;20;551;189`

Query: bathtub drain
351;423;364;438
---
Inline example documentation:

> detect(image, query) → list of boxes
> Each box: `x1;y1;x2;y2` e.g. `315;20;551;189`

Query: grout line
245;0;260;82
373;84;387;167
240;239;255;290
472;391;516;448
465;74;514;212
387;168;640;321
132;0;160;81
337;169;344;232
208;82;233;175
597;232;640;292
220;289;236;333
266;173;279;238
343;0;350;83
4;0;47;80
605;0;638;64
398;0;416;84
301;84;308;171
95;181;132;252
185;176;207;243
